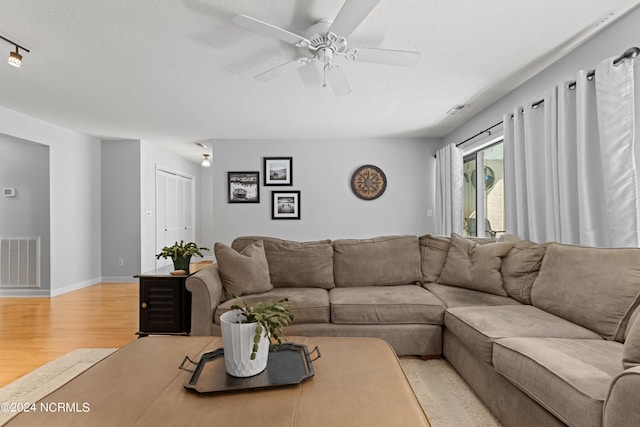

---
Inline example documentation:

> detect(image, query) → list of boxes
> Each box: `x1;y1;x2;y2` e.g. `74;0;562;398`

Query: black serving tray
179;343;320;394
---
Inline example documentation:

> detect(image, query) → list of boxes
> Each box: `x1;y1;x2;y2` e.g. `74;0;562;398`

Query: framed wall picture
264;157;293;186
271;191;300;220
228;171;260;203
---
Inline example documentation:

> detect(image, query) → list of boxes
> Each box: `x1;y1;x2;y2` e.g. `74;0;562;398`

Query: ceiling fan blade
328;0;382;38
325;65;352;96
350;47;420;67
232;14;309;46
255;58;311;81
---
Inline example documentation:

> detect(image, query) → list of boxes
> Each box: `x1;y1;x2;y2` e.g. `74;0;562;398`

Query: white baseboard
49;277;103;297
101;276;137;283
0;277;135;297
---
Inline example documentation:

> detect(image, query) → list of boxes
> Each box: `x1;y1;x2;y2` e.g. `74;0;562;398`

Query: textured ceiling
1;0;639;163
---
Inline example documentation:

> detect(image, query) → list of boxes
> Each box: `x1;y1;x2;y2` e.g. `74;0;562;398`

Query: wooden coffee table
6;336;430;426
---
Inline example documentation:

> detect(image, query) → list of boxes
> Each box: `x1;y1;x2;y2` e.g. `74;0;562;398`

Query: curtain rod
433;121;503;158
455;121;503;147
509;46;640;118
443;45;640;154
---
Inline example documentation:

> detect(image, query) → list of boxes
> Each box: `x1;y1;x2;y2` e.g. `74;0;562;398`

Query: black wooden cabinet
135;266;191;336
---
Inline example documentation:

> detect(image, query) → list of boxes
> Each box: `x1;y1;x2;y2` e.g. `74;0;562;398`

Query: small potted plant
220;297;294;377
155;240;210;274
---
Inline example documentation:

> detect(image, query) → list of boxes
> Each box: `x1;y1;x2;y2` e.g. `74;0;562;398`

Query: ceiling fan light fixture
201;154;211;167
231;0;420;96
8;49;22;67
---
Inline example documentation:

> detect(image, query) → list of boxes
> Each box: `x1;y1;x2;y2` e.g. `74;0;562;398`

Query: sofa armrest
185;264;223;336
603;366;640;427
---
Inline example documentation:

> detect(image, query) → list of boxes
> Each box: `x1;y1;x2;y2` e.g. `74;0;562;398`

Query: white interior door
156;169;195;269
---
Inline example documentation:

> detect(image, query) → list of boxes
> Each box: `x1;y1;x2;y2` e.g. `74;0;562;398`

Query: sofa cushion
214;288;330;325
494;337;624;427
438;233;514;296
531;243;640;342
214;241;272;299
623;305;640;369
500;240;547;304
333;235;421;287
445;305;603;364
424;282;521;309
231;236;334;289
329;285;444;325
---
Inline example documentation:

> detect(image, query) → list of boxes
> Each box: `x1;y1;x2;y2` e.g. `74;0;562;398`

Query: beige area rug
0;349;500;427
0;348;117;426
399;356;502;427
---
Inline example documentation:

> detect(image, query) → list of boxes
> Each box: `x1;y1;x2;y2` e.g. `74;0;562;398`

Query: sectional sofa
185;233;640;427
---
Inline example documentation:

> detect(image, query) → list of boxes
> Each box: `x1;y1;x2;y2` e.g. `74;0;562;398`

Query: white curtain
435;143;463;236
504;54;640;247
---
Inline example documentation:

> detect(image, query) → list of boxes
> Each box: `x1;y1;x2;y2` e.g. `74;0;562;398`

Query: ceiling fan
232;0;421;96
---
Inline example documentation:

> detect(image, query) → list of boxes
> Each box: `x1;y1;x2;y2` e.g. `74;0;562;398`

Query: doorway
155;168;194;269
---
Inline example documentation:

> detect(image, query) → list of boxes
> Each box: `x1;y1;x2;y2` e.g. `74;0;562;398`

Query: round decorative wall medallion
351;164;387;200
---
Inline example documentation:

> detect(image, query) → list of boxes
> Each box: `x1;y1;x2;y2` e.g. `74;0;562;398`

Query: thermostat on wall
3;188;16;197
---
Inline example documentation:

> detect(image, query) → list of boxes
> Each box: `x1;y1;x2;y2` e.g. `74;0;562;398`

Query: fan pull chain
323;53;328;88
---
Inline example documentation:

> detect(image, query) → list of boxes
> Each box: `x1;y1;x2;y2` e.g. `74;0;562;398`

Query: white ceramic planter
220;309;270;377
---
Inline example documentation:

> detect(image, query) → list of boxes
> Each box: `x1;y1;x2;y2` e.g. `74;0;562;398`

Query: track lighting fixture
8;49;22;67
0;34;29;68
201;154;211;167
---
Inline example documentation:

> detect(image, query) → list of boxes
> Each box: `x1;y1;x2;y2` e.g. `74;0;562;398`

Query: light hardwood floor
0;282;139;387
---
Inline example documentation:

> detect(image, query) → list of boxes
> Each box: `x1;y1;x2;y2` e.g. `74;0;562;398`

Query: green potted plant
220;297;294;377
155;240;210;274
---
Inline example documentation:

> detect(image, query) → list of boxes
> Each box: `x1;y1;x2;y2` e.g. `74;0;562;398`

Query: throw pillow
500;240;548;304
418;235;452;283
438;233;514;296
623;305;640;369
419;234;499;283
214;241;272;299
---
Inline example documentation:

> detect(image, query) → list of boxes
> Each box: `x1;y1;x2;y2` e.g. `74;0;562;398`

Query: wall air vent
0;237;40;288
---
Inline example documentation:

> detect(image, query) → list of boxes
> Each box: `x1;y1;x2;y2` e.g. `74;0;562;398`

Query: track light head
8;49;22;67
1;34;29;68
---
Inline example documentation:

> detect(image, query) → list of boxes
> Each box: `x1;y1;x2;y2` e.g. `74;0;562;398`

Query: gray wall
211;138;440;246
0;134;50;293
445;5;640;146
101;140;141;280
100;139;213;277
0;105;102;296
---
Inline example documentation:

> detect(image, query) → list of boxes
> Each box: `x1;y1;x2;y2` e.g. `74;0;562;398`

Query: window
462;141;505;238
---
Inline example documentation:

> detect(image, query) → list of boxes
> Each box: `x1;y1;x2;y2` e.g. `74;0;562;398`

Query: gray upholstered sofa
187;235;445;356
185;233;640;427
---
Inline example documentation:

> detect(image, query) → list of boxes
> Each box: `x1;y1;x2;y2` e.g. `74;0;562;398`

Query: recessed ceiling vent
447;104;470;116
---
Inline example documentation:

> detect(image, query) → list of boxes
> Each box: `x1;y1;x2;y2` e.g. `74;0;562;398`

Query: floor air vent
0;237;40;288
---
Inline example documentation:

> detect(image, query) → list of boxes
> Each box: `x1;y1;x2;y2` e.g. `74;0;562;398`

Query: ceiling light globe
8;51;22;68
201;154;211;167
